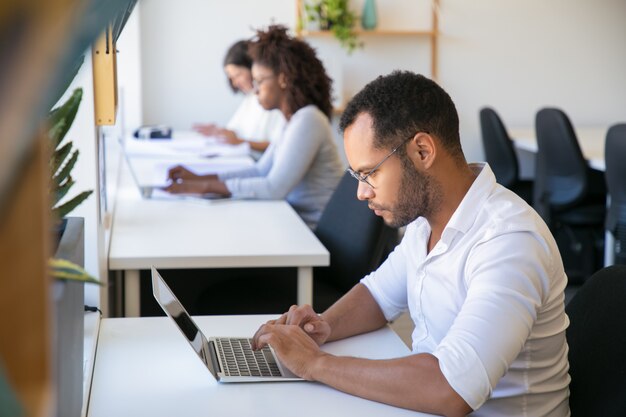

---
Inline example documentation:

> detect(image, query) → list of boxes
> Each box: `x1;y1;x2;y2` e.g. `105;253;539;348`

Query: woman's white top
226;93;286;145
219;105;344;229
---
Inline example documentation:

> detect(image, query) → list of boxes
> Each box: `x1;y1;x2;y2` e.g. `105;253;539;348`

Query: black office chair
191;171;398;314
479;107;533;204
605;124;626;265
312;172;397;311
534;108;606;283
565;265;626;417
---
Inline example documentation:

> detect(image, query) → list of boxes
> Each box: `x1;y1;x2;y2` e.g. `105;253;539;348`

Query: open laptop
124;154;232;200
151;267;303;382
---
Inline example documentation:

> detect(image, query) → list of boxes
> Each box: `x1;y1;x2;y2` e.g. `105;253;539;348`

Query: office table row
86;315;432;417
108;158;329;316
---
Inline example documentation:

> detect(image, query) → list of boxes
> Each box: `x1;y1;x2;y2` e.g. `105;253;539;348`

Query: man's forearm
321;283;388;342
311;353;472;417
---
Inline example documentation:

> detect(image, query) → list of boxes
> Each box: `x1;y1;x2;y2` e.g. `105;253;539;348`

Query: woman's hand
215;128;244;145
165;165;207;194
193;123;220;137
168;165;199;182
162;180;209;195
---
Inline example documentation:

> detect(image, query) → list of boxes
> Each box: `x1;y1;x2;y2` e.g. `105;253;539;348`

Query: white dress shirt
219;105;344;229
226;93;286;145
362;163;570;416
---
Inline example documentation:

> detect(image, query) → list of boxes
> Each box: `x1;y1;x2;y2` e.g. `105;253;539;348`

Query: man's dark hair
339;71;464;160
248;25;333;119
223;40;253;93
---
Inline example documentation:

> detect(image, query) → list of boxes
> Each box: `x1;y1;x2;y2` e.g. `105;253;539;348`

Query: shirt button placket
413;266;428;346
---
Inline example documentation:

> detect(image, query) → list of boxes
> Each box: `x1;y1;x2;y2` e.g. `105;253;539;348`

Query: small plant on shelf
302;0;361;53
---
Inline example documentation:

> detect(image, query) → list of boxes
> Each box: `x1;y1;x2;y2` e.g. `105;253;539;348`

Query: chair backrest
314;172;397;293
565;265;626;416
605;124;626;233
534;108;589;214
479;107;519;188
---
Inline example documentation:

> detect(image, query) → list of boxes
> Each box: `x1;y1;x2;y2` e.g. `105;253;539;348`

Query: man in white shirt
252;71;570;417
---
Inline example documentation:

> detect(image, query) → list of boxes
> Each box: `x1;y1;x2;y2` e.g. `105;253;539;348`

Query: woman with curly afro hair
192;40;285;157
166;25;344;229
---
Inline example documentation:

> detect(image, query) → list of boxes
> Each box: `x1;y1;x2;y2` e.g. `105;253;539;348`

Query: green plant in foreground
49;258;102;285
48;88;93;220
48;88;99;284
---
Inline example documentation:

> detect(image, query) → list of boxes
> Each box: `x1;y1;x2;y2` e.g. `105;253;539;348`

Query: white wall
61;7;143;308
140;0;295;129
55;54;100;306
67;0;624;310
138;0;626;163
440;0;626;161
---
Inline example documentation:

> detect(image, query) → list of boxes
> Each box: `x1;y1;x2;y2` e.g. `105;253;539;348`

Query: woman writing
193;40;285;156
166;25;344;229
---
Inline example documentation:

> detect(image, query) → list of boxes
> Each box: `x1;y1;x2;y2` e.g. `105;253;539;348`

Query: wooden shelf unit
295;0;440;79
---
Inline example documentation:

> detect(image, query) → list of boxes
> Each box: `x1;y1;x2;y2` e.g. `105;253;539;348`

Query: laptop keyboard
216;338;282;377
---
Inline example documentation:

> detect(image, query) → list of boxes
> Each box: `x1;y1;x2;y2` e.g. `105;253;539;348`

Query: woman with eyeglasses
166;25;344;229
192;40;285;157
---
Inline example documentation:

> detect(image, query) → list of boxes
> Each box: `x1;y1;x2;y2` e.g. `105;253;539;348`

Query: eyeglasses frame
347;133;418;188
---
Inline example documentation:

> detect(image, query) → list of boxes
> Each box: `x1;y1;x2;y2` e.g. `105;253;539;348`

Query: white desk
108;164;329;317
81;312;101;417
87;315;431;417
509;127;613;265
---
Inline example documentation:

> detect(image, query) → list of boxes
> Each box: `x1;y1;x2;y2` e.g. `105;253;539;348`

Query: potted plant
49;88;93;228
302;0;361;53
48;86;100;417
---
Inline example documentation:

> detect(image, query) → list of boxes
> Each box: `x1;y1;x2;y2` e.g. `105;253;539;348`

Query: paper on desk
154;157;254;177
128;157;254;188
125;133;250;159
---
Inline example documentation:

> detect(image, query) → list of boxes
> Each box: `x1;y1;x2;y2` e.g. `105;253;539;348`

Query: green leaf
49;258;102;285
53;150;79;186
53;190;93;219
49;118;67;149
303;0;360;53
54;176;75;206
52;142;73;176
48;88;83;147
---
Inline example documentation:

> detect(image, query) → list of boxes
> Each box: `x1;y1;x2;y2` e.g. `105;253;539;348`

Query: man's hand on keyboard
251;323;327;381
253;304;331;347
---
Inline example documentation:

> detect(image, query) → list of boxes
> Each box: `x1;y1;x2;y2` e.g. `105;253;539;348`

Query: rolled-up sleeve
432;231;550;410
361;228;412;321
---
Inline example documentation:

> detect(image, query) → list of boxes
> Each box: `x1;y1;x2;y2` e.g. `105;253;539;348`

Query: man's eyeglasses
347;134;416;188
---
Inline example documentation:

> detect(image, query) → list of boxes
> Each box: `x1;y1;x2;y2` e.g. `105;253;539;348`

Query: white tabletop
109;192;328;270
509;127;607;171
108;162;329;315
81;312;101;417
87;315;431;417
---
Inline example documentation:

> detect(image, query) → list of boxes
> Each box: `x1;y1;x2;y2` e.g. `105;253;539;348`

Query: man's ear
407;132;436;170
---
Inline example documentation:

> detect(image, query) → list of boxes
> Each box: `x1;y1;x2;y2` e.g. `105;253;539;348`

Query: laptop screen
151;267;216;376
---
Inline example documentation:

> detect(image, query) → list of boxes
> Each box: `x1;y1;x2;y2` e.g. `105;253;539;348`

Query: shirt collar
441;162;496;240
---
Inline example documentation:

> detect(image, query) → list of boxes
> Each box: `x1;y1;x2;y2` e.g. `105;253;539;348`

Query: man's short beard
385;156;440;228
